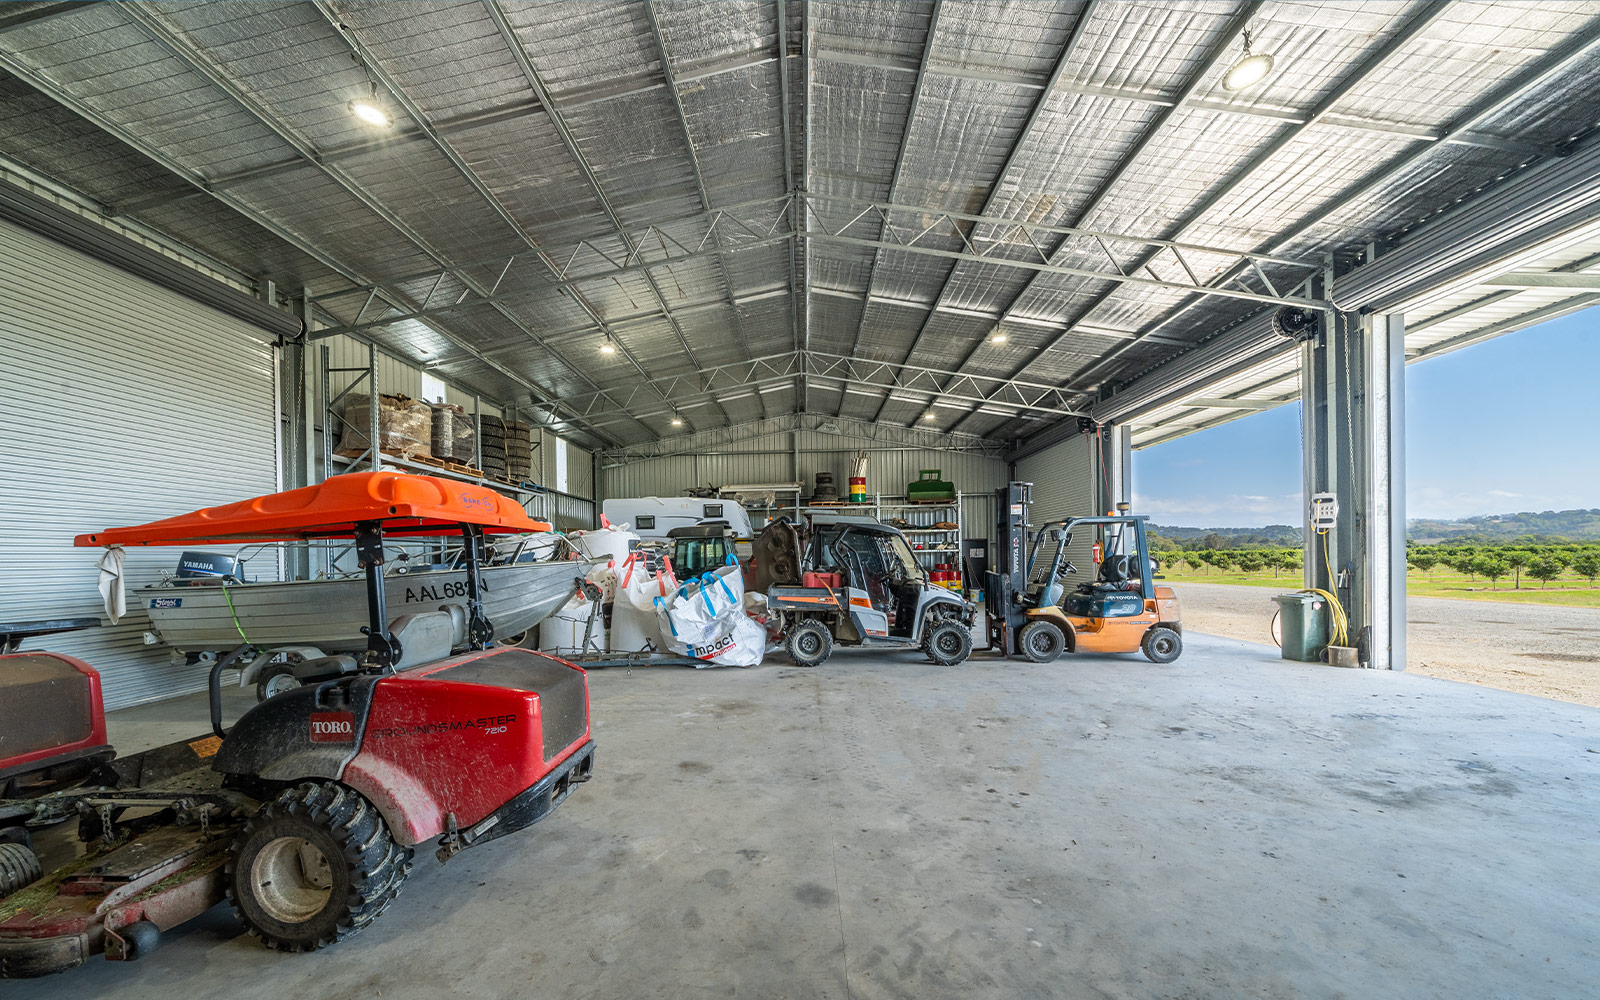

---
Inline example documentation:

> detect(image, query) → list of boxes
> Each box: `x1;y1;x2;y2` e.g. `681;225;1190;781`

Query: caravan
601;496;754;541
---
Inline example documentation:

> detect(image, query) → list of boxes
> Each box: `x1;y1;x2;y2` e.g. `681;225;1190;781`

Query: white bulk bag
656;562;743;649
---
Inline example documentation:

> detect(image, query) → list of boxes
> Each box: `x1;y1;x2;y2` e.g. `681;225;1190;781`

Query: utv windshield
881;532;926;582
673;536;729;576
814;526;925;583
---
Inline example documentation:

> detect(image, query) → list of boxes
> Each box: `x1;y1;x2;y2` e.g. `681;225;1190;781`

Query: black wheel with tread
785;619;833;667
1018;620;1067;663
228;781;413;952
0;842;42;896
256;664;304;702
1142;625;1182;664
923;620;972;666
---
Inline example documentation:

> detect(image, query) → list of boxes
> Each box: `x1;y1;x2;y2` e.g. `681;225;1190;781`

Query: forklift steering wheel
1059;560;1078;577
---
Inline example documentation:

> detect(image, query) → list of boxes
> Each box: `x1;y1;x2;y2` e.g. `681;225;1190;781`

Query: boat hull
135;560;595;653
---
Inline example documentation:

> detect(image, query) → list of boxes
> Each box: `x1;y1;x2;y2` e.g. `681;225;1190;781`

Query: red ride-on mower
0;472;595;978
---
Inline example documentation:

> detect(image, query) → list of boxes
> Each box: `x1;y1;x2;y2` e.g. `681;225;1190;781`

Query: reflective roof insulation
0;0;1596;451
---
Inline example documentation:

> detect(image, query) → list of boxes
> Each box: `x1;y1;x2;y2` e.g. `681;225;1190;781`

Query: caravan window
637;515;655;530
704;504;723;518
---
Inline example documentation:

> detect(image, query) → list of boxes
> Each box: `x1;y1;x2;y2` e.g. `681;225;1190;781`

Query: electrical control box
1310;492;1339;530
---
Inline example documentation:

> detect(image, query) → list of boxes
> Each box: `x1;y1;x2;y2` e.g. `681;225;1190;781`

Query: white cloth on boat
97;544;127;624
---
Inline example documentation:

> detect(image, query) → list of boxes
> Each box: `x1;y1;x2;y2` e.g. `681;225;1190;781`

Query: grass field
1161;565;1600;608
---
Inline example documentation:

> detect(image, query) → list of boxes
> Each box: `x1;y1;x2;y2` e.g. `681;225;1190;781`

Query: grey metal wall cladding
1;218;279;710
565;441;594;499
1015;433;1098;575
543;492;597;533
600;433;1009;509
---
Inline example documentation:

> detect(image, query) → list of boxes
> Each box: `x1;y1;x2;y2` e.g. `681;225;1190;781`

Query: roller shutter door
0;218;279;709
1015;434;1099;576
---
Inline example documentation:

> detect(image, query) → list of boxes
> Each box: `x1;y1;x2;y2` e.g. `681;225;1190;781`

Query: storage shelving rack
768;492;974;592
318;341;595;569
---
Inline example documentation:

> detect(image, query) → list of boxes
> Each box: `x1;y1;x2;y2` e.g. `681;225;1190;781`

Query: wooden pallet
412;453;488;479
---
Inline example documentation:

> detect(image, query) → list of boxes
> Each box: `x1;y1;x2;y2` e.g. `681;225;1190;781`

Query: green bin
1273;593;1329;662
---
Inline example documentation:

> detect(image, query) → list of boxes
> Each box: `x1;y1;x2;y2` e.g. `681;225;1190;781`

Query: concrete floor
13;633;1598;999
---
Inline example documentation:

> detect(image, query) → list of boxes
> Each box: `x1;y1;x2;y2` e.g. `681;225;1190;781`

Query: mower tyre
923;620;972;666
1018;620;1067;663
0;842;42;896
786;619;833;667
228;781;413;952
1142;625;1182;664
256;664;304;702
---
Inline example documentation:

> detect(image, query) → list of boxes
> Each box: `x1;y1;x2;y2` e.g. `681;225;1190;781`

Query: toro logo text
309;711;356;743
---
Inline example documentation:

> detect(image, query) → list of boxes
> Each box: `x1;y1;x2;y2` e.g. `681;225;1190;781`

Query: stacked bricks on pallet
505;421;533;482
479;414;507;479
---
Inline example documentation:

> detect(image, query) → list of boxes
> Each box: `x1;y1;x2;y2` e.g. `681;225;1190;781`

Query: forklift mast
984;481;1033;650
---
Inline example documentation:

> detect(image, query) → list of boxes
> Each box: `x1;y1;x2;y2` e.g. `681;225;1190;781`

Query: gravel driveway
1171;581;1600;707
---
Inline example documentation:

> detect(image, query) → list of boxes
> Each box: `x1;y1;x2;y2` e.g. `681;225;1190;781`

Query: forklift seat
1097;554;1138;585
1064;590;1146;619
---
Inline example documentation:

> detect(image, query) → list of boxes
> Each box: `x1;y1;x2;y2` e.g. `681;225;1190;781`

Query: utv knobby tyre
228;781;413;952
0;842;42;896
923;620;972;666
1018;620;1066;663
786;620;833;667
1142;625;1182;664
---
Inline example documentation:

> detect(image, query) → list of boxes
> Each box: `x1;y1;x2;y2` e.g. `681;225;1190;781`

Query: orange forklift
984;482;1182;664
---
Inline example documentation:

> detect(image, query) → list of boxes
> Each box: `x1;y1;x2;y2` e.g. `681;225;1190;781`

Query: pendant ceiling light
1223;27;1274;92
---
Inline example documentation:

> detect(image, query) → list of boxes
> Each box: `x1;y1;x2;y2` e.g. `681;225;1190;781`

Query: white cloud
1133;491;1302;527
1408;487;1580;520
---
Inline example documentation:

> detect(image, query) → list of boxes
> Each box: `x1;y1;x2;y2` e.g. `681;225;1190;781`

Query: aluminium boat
133;533;595;655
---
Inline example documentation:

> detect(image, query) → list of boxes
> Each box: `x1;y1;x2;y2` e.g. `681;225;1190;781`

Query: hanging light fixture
1222;27;1274;92
671;415;684;427
989;330;1008;344
345;43;392;128
922;411;937;422
599;339;616;355
348;78;392;128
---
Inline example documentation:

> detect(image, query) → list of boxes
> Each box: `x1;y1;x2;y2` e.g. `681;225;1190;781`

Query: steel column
279;292;312;580
1364;313;1406;671
1300;310;1405;669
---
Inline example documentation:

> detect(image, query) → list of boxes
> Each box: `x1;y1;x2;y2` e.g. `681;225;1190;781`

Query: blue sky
1132;307;1600;527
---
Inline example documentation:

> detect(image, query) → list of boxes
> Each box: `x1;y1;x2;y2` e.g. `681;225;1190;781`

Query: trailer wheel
228;781;414;952
1142;625;1182;664
0;842;42;896
1018;621;1067;663
786;620;833;667
924;620;972;666
256;664;304;702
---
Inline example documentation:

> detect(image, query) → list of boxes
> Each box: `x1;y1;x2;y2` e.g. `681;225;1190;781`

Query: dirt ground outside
1172;581;1600;708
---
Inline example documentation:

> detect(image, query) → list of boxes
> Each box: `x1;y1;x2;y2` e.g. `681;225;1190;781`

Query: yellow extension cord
1301;531;1349;648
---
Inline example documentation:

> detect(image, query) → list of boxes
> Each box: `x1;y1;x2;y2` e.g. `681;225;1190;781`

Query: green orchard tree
1502;550;1530;589
1527;556;1563;589
1473;555;1509;590
1572;550;1600;586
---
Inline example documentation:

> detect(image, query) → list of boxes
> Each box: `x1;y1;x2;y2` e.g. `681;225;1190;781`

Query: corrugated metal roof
0;0;1596;452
